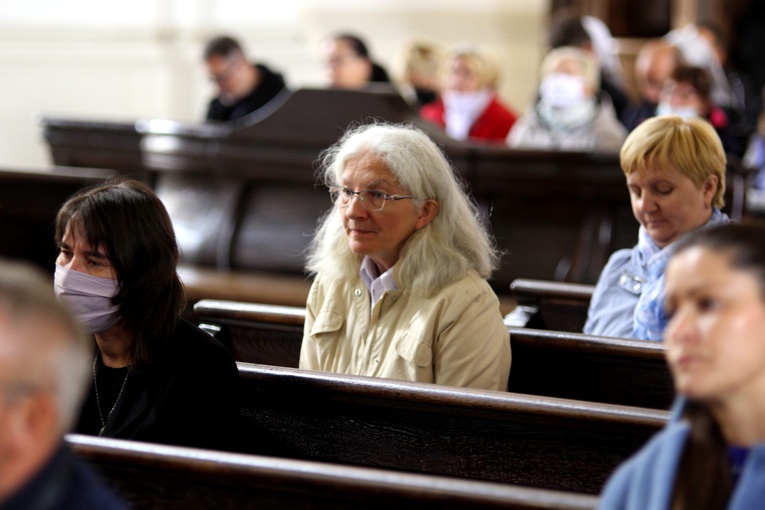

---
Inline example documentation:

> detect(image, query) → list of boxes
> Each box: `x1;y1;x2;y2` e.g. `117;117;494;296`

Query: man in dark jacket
204;35;288;122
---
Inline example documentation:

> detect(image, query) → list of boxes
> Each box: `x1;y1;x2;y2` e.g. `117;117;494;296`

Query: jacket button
354;289;362;296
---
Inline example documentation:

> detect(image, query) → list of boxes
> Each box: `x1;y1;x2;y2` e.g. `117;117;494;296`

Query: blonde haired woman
300;123;511;390
584;115;729;339
420;43;517;143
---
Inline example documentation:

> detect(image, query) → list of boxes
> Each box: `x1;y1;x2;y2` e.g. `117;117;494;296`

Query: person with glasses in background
203;35;288;123
299;123;511;391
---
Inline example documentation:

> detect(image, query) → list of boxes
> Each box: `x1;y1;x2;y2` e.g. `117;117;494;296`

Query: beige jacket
299;269;511;391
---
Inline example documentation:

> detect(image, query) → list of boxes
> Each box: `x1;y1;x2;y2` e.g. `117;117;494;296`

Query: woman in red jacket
420;43;517;143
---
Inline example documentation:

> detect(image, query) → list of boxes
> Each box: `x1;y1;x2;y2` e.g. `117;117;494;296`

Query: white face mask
656;102;700;119
540;73;587;108
442;88;494;140
54;264;121;334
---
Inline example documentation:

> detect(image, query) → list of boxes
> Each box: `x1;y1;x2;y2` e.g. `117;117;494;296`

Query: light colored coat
508;96;626;152
300;268;511;390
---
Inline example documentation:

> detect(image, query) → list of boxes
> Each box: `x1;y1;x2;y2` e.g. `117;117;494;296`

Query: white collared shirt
359;256;397;313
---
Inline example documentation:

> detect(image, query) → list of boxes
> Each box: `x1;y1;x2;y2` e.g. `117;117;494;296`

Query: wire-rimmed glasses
328;186;417;211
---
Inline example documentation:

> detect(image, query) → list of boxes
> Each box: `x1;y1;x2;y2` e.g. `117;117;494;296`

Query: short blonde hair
620;115;726;208
441;43;499;89
540;46;600;92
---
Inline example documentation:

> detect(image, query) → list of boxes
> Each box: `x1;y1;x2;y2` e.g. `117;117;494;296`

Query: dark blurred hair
670;65;712;101
333;33;370;58
204;35;244;60
674;222;765;297
55;179;185;370
548;10;591;49
669;223;765;510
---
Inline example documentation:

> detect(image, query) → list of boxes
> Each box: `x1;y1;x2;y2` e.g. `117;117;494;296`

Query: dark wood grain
194;299;674;410
235;363;667;494
68;434;601;510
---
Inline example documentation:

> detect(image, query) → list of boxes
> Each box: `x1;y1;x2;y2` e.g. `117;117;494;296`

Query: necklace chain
92;352;129;436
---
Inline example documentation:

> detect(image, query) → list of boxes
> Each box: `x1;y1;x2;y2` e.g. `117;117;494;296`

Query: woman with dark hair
656;64;742;156
322;33;391;89
599;223;765;509
53;179;242;451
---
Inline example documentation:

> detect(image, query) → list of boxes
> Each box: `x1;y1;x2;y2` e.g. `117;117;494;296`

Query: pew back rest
236;362;668;494
508;278;594;331
67;433;601;510
0;166;114;271
194;299;675;409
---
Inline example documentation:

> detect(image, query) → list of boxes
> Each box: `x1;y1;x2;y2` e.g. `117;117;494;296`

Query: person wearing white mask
656;64;741;156
53;179;247;452
420;43;517;143
508;46;626;152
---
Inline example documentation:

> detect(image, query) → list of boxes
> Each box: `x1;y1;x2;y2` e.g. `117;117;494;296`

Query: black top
0;444;127;510
206;63;288;122
76;319;245;452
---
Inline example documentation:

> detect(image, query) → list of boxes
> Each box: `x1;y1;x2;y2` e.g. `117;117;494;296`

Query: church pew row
507;278;595;332
194;299;674;410
0;166;115;272
40;90;752;294
39;89;643;289
234;362;666;495
67;434;601;510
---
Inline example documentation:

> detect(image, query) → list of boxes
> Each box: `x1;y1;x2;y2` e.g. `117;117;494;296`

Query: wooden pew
234;362;666;495
193;299;674;410
507;278;595;332
39;91;752;292
68;434;601;509
0;166;114;271
38;89;638;291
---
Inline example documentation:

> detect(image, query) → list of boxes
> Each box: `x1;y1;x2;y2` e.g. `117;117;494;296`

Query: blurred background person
420;43;517;143
508;46;626;151
322;33;391;90
0;259;126;509
657;64;742;156
622;39;680;131
584;116;729;340
399;39;443;108
664;23;739;123
547;9;630;122
697;20;759;130
203;35;288;123
599;223;765;509
300;123;511;390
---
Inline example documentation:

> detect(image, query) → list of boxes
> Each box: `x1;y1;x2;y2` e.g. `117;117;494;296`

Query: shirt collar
360;257;398;310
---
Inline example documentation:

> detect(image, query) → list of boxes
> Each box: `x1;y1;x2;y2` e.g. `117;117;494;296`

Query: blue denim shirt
599;398;765;510
584;208;730;339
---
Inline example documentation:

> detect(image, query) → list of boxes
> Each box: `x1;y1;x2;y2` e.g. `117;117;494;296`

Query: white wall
0;0;549;168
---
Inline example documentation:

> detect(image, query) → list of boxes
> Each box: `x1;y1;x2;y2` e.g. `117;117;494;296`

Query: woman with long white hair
300;122;511;390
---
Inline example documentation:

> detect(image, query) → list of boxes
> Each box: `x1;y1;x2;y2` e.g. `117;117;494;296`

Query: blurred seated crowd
201;9;765;201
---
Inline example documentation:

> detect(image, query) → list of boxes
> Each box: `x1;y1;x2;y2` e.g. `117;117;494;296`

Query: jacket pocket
309;309;344;337
395;332;433;367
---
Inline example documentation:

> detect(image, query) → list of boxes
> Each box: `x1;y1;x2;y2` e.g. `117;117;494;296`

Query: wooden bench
68;434;601;510
235;362;666;495
39;89;641;291
0;166;114;271
40;91;753;299
506;278;595;332
193;299;674;410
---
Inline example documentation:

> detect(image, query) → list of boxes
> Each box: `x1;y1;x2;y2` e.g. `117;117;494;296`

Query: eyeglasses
328;186;417;211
